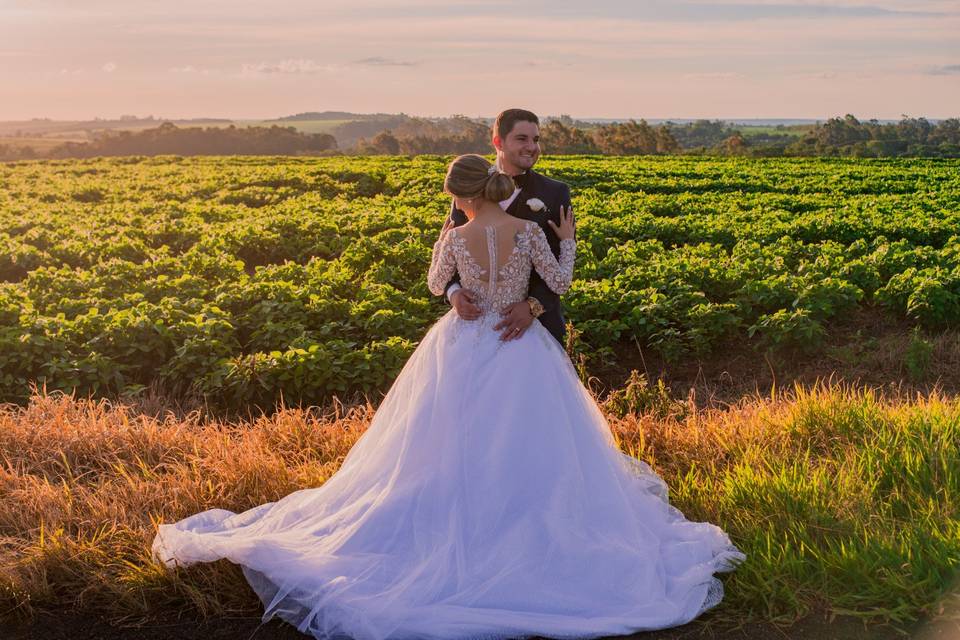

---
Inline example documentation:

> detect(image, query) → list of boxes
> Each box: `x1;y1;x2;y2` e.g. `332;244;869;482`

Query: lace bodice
427;220;576;314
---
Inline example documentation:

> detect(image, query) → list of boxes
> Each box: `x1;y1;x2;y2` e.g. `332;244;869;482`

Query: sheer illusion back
427;219;576;314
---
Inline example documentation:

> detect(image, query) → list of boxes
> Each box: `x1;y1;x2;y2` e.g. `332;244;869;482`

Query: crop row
0;155;958;408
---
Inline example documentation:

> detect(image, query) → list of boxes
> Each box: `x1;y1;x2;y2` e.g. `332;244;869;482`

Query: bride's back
443;217;539;314
427;206;574;317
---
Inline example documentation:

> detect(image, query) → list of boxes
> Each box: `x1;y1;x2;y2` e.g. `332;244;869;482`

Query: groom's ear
492;134;503;151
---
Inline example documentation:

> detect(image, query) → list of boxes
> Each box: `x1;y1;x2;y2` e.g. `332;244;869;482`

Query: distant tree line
0;144;39;161
661;119;796;152
350;114;960;158
541;119;679;154
353;116;492;155
2;114;958;161
657;116;960;158
0;122;338;160
355;117;679;155
784;115;960;158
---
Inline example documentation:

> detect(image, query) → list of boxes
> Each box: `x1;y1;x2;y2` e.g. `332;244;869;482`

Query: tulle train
152;310;746;640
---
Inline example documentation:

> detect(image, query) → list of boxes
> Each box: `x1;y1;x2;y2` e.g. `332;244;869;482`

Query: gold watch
526;296;545;319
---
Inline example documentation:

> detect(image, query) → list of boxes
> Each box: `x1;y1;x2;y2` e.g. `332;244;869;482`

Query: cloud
671;2;949;19
929;64;960;75
239;58;334;75
529;0;953;22
101;61;117;72
682;71;746;79
524;59;574;68
353;56;417;67
789;69;882;81
169;65;211;75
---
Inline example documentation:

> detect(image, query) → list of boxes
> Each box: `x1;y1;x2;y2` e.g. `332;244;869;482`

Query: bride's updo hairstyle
443;154;515;203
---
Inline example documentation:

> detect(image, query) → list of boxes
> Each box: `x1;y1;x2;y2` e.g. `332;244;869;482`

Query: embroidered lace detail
522;223;576;296
426;230;458;296
427;222;576;315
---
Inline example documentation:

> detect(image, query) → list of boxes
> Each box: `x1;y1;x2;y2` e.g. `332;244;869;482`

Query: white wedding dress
152;220;746;640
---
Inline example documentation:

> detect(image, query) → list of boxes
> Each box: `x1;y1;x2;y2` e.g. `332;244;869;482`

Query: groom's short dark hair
495;109;539;139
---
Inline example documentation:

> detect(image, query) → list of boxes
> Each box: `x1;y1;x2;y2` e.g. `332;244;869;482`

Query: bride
152;154;746;640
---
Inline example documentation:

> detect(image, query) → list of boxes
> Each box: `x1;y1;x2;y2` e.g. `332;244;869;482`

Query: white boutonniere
526;197;546;212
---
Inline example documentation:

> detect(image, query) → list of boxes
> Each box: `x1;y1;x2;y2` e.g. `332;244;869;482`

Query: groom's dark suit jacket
443;168;573;345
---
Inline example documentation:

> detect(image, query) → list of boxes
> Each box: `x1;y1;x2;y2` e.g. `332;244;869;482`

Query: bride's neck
469;201;508;223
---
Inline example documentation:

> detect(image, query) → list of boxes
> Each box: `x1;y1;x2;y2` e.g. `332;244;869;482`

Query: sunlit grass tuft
606;378;960;627
1;379;958;631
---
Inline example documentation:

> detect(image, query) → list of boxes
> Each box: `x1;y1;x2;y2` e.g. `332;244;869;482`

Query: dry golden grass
1;378;958;630
0;391;373;621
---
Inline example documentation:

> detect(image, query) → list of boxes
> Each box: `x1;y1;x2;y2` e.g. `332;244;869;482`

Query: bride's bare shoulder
448;220;475;239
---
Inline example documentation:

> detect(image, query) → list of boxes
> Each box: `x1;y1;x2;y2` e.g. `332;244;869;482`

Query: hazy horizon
0;114;960;124
2;0;958;121
4;114;953;124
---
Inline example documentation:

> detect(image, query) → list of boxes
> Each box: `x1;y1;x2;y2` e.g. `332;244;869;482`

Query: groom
442;108;574;345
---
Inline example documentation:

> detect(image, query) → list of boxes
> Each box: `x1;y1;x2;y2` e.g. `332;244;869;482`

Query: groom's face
495;120;540;173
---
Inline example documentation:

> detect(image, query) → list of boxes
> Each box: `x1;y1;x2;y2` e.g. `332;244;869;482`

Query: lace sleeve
526;223;576;294
427;231;457;296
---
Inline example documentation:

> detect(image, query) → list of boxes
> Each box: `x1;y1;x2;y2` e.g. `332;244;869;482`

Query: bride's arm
527;224;576;294
427;224;458;297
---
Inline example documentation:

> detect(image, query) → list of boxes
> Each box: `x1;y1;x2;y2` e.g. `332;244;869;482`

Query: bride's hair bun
444;154;514;203
483;170;515;203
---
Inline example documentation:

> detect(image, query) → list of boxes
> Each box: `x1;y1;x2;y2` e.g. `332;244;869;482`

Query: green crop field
3;154;960;635
1;155;958;411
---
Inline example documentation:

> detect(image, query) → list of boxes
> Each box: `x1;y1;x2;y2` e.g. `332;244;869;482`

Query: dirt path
3;611;955;640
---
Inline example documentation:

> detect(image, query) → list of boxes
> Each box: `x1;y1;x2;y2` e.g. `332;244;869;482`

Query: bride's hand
547;206;575;241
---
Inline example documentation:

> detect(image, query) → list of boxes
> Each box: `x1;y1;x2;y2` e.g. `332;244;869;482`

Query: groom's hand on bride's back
451;289;482;320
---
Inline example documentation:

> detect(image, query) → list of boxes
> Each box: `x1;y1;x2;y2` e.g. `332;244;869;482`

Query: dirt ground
588;305;960;411
115;305;960;426
3;610;958;640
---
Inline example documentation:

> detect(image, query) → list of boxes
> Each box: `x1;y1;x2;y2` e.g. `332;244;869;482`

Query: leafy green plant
747;308;826;354
904;326;934;381
0;155;957;408
603;370;688;420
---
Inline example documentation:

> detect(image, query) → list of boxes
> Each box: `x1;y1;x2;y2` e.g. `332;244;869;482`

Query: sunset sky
2;0;958;121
